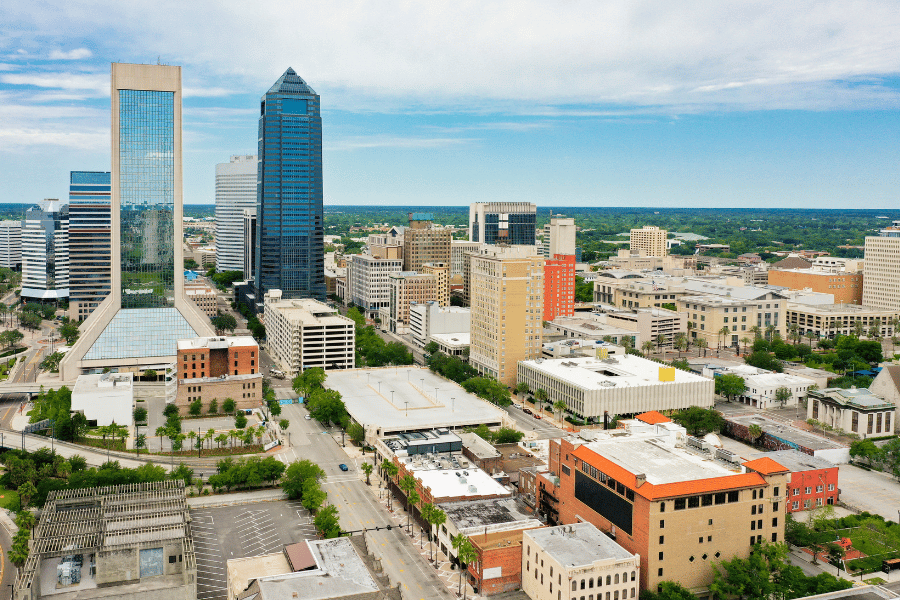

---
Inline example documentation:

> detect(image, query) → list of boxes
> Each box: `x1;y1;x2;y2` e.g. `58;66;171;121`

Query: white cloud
0;72;107;95
1;0;899;113
328;135;474;151
49;48;93;60
0;128;107;151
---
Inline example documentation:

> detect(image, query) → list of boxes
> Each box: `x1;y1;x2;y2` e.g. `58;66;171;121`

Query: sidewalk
187;487;286;508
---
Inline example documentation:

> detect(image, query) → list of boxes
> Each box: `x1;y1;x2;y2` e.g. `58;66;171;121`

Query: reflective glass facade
255;68;325;302
83;308;198;360
118;89;176;309
69;171;111;319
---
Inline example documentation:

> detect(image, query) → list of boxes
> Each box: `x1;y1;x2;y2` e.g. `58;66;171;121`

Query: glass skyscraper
68;171;111;320
61;63;213;379
254;68;325;304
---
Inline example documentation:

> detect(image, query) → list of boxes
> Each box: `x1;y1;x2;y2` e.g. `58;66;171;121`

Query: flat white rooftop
326;367;507;434
431;332;470;346
528;522;635;567
413;466;510;500
177;335;257;350
520;355;708;391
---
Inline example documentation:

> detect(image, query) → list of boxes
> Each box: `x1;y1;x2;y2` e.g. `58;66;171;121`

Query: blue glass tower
68;171;112;320
255;68;325;304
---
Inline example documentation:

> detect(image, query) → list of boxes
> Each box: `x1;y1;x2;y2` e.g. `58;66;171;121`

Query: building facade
451;240;482;278
346;253;402;318
67;171;112;320
176;336;261;414
388;271;441;333
469;245;544;387
677;294;786;350
242;208;256;279
605;307;685;349
0;220;21;269
409;301;470;346
21;200;69;301
785;302;898;340
523;523;640;600
264;291;355;376
544;215;576;258
469;202;537;245
60;63;214;380
402;213;451;273
863;220;900;311
808;387;895;438
768;268;863;305
543;253;576;321
764;450;839;513
214;155;257;273
630;226;667;257
255;68;325;304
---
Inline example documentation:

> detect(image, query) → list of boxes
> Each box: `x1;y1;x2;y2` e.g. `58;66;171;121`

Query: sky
1;1;899;209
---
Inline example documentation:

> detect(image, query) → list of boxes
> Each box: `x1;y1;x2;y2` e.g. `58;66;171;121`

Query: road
276;402;454;600
503;402;566;439
0;518;12;600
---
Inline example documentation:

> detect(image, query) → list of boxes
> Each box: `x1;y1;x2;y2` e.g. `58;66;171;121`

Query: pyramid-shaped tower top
267;67;317;95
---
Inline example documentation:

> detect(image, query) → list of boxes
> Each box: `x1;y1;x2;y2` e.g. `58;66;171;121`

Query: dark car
339;464;349;472
522;407;532;415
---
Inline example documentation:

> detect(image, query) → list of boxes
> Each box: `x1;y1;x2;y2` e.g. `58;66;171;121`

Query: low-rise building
808;387;895;438
70;372;134;427
702;364;815;409
14;481;195;600
176;336;262;414
763;450;839;512
264;292;355;377
768;267;863;305
546;315;639;347
409;302;470;346
185;280;218;317
785;302;898;340
870;364;900;428
678;293;786;350
517;354;714;421
605;307;685;348
523;522;640;600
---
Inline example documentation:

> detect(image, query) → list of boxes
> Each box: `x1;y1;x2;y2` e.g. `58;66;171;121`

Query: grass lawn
846;527;900;557
0;486;20;511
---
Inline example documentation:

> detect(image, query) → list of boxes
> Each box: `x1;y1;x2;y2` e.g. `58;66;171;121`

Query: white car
305;415;311;420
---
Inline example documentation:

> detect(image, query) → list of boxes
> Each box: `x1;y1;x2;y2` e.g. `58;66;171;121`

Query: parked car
522;407;532;415
339;463;349;472
533;413;541;420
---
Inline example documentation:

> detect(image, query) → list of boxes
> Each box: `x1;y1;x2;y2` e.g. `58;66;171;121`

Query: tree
306;388;349;426
18;481;37;507
135;433;146;455
382;459;399;483
222;398;236;413
234;411;248;429
215;433;228;448
292;367;326;397
429;506;446;565
163;403;179;418
849;439;880;465
15;510;36;533
210;312;238;334
745;350;784;372
361;461;373;485
640;582;698;600
514;382;530;395
156;426;167;452
748;424;763;445
406;490;421;534
493;427;524;444
670;406;724;436
347;422;366;445
534;388;548;408
301;478;327;513
133;406;148;423
642;340;655;356
696;337;708;357
278;418;290;435
552;400;567;423
656;333;668;351
714;374;746;402
718;326;731;350
740;337;752;355
282;459;326;500
207;399;219;414
314;504;341;538
170;463;194;486
775;386;792;408
59;320;80;345
189;398;203;416
424;341;440;355
453;534;478;600
399;474;418;518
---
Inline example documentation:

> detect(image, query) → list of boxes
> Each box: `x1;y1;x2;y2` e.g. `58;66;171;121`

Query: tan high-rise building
863;220;900;311
630;226;667;257
421;261;450;306
403;212;450;273
469;245;544;387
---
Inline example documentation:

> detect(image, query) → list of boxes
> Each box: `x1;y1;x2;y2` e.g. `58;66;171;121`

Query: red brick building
175;336;262;414
762;450;839;512
543;254;576;321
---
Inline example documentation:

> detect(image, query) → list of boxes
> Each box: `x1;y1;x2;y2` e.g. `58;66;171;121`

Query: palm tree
156;426;167;452
228;429;238;450
135;433;146;455
788;323;800;345
718;326;730;352
407;490;421;536
686;321;694;347
399;474;418;520
206;428;215;450
750;325;762;340
748;424;763;445
852;320;864;339
656;333;667;352
641;340;654;356
428;506;446;565
552;400;567;424
215;433;228;449
696;337;708;357
674;333;688;357
621;336;634;352
361;462;373;485
187;430;197;450
534;389;548;413
740;337;752;356
454;534;478;600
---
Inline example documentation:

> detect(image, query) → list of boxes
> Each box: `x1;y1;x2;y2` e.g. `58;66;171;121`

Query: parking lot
190;500;318;600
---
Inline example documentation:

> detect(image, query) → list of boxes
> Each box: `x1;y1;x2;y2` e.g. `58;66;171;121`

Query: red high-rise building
543;254;576;321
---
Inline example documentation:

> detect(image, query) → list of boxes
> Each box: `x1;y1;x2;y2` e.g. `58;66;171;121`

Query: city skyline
1;2;899;209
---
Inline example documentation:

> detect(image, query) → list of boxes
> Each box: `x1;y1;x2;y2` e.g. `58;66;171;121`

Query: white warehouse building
517;354;713;420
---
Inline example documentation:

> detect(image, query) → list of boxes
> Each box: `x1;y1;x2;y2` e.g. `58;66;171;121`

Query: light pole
404;400;408;416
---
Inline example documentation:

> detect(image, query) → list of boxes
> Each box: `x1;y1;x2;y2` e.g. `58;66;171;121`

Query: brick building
763;450;839;512
768;267;863;305
175;336;261;414
543;253;576;321
536;420;787;595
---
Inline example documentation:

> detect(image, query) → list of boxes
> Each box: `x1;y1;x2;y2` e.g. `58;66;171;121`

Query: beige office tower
61;63;213;380
421;262;450;306
469;246;544;387
630;225;667;257
403;212;450;273
863;220;900;311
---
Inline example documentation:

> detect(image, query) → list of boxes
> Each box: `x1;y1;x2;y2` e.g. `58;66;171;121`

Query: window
751;521;756;531
660;520;665;528
752;505;757;515
773;502;779;512
674;498;686;510
772;518;778;527
772;532;778;543
708;536;712;542
699;537;703;544
660;502;665;512
758;519;763;529
828;484;834;491
792;501;799;510
727;491;739;502
793;488;799;496
659;535;664;544
804;500;810;508
774;486;780;496
659;552;664;560
657;569;663;577
816;485;823;493
805;487;812;494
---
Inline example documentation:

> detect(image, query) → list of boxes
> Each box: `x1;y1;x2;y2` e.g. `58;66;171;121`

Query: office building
13;481;195;600
701;364;814;409
255;68;325;304
386;264;448;334
67;171;112;320
540;420;788;594
785;302;898;340
264;292;355;377
808;387;894;438
346;253;402;318
517;354;713;420
215;155;257;273
60;63;214;380
402;213;451;273
70;372;134;427
863;220;900;311
543;215;576;258
242;208;256;279
469;245;544;387
677;293;786;350
523;523;640;600
368;232;403;259
409;301;470;346
768;267;863;305
605;307;685;348
630;226;667;257
763;450;839;513
469;202;537;245
176;336;261;414
451;240;482;278
0;220;21;269
21;199;69;301
184;280;218;317
546;315;640;347
543;254;576;321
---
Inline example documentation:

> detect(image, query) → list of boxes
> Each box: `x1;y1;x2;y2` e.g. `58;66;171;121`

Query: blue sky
1;1;899;208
